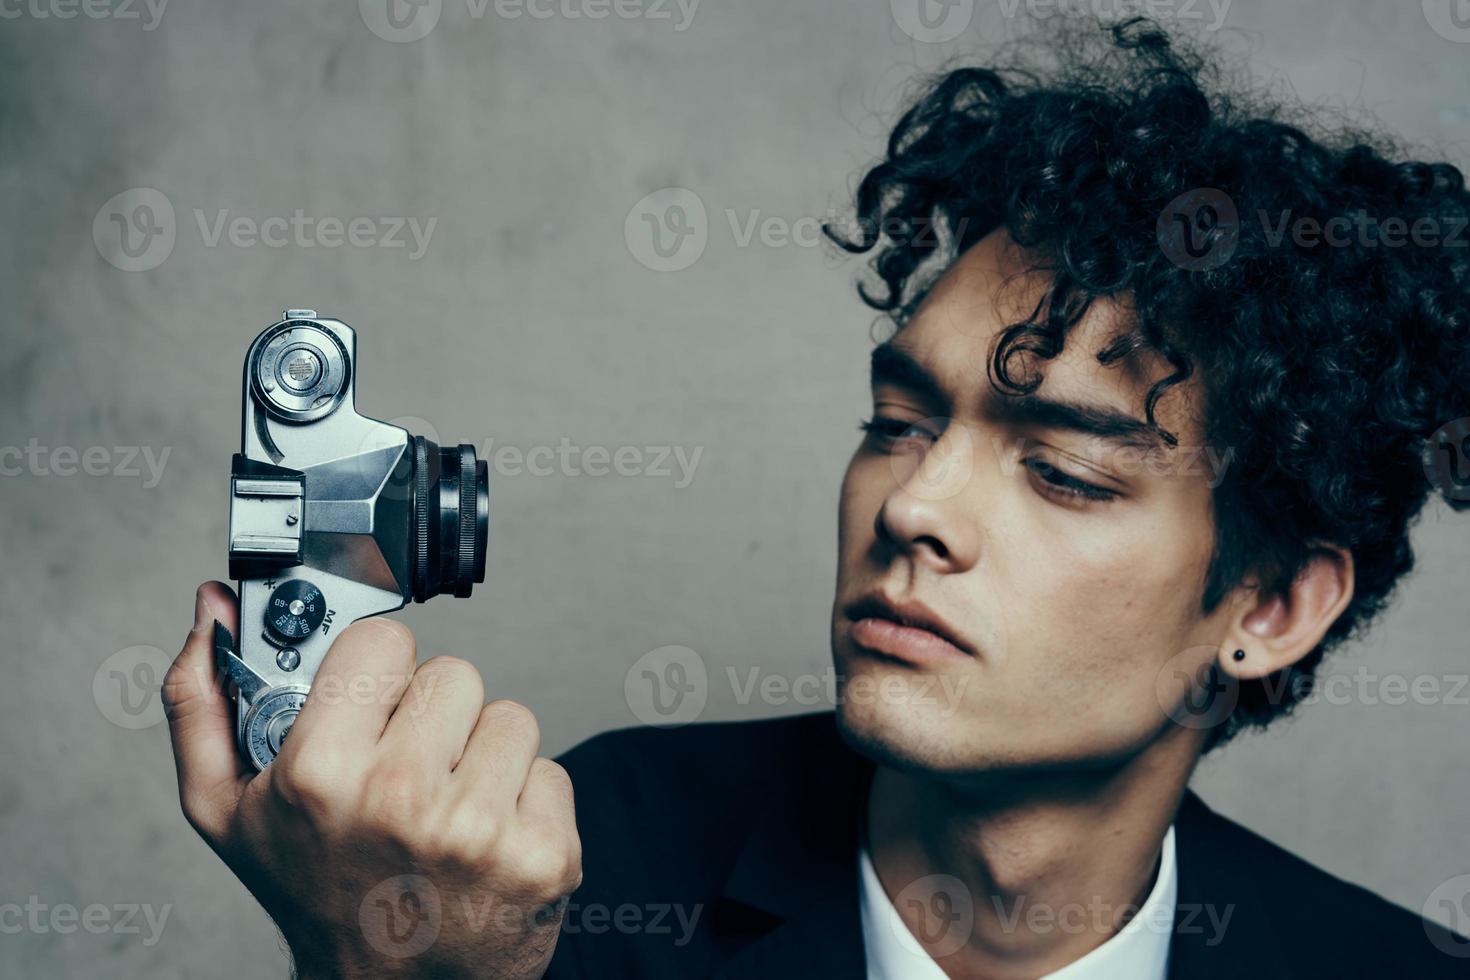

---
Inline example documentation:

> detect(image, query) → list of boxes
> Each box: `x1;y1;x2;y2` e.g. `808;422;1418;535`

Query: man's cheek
1059;648;1180;739
1014;638;1129;709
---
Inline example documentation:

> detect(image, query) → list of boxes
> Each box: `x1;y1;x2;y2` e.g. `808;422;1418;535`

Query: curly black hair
827;18;1470;750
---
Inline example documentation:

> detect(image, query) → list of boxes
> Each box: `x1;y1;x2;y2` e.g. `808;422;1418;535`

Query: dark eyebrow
990;392;1164;451
870;341;948;409
870;340;1164;451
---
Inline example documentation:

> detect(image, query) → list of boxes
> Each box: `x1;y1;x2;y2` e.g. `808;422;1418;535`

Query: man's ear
1219;543;1355;681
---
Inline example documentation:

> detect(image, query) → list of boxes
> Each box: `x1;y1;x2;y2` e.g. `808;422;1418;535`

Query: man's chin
833;681;986;777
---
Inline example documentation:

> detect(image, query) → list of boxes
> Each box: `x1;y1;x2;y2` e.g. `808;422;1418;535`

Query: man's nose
874;424;982;573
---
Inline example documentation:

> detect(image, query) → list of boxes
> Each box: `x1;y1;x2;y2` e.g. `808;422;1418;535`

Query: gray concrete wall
1;0;1467;975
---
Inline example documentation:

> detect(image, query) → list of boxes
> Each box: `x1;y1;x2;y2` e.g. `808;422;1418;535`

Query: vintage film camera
214;311;489;770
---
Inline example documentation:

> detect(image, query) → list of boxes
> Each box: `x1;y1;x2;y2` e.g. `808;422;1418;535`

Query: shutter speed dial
265;579;327;643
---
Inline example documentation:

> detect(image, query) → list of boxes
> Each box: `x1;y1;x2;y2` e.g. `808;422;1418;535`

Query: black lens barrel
410;435;489;602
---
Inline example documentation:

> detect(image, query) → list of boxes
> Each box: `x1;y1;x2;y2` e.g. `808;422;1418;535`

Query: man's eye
1023;456;1118;503
858;417;933;449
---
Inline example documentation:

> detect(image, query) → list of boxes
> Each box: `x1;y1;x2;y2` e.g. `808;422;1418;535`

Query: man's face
831;229;1237;775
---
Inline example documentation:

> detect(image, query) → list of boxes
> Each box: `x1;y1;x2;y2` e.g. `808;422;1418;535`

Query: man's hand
163;581;581;979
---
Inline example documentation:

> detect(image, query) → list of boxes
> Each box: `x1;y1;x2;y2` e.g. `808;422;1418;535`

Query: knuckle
484;698;539;737
417;656;485;694
410;817;463;866
510;836;577;897
558;834;584;894
530;758;574;799
563;852;585;895
270;754;339;817
160;659;206;716
441;806;499;865
530;756;568;780
363;761;427;829
287;741;345;784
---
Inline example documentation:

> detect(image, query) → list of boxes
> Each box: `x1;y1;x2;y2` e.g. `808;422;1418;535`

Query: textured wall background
1;0;1467;975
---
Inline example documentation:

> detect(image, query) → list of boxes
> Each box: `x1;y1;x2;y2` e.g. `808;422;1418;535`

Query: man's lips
843;592;976;662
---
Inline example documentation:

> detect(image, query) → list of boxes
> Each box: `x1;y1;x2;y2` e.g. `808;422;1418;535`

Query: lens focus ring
456;449;477;597
411;435;433;602
407;437;488;603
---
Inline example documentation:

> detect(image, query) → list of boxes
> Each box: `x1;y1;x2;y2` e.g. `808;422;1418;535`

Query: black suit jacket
544;712;1467;978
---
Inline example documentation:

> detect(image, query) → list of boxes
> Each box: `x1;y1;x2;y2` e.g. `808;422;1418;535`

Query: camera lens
409;435;489;601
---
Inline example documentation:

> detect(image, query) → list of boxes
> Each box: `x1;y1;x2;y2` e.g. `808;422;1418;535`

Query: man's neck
864;734;1200;980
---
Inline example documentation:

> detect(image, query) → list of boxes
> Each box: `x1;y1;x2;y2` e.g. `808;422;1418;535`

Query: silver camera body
216;311;489;770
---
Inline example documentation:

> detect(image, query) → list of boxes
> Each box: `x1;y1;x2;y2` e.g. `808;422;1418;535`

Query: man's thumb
163;581;250;842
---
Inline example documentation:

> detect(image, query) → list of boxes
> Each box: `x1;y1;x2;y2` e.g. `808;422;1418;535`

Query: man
162;19;1469;979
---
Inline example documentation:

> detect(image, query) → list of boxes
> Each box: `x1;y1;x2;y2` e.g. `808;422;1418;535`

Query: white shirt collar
857;825;1177;980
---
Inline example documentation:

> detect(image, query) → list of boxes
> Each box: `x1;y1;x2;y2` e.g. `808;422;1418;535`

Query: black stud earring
1232;649;1246;662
